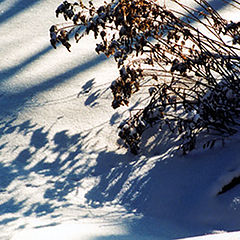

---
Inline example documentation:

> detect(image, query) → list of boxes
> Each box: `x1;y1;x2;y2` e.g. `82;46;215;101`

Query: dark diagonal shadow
0;54;107;115
0;0;233;117
205;0;233;11
0;0;41;26
178;0;234;23
0;46;52;84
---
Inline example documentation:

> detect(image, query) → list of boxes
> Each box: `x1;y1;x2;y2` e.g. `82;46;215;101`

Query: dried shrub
50;0;240;154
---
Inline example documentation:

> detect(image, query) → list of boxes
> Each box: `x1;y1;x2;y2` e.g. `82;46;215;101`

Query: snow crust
1;0;240;239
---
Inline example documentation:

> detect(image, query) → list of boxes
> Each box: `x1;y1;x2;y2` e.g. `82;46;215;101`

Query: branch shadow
0;95;239;238
0;0;238;238
0;116;131;231
0;119;86;222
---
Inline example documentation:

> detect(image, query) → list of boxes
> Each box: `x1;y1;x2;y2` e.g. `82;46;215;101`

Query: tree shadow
0;0;41;26
0;0;234;118
0;0;238;238
0;46;53;84
0;101;239;238
83;139;240;239
0;119;85;224
0;114;131;232
201;0;234;12
0;54;107;115
30;127;49;149
0;197;26;215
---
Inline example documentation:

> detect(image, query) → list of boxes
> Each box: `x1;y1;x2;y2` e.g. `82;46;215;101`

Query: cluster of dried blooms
50;22;71;51
50;0;240;154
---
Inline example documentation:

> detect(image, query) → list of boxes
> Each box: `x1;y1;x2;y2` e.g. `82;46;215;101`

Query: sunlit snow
1;0;240;239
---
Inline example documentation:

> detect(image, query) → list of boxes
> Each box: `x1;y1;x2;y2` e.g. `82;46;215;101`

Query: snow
178;231;240;240
1;0;240;239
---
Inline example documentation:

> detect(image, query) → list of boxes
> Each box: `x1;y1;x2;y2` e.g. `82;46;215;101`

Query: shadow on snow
0;0;238;239
0;0;41;26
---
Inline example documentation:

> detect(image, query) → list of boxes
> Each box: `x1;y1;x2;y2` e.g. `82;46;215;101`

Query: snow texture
0;0;240;239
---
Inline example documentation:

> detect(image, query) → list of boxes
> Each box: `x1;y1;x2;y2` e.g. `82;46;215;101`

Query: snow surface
1;0;240;239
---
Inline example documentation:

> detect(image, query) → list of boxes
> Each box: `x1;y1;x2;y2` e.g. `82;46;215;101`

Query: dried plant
50;0;240;154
